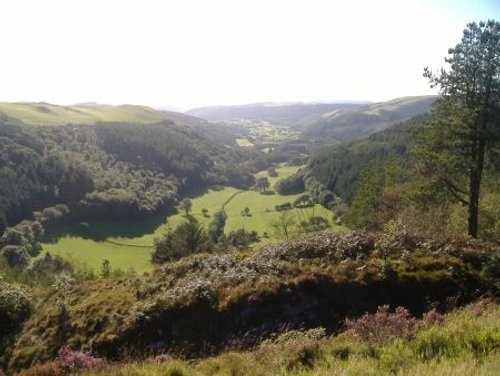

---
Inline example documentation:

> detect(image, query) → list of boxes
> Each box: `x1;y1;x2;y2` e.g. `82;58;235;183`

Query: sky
0;0;498;110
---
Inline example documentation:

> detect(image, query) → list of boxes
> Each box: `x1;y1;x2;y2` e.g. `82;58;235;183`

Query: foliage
0;281;32;335
417;20;500;238
344;164;383;230
1;245;30;268
152;215;212;263
274;171;305;195
27;253;74;280
345;305;417;344
100;259;111;278
267;167;278;177
3;230;499;372
299;216;330;234
179;199;192;216
207;210;227;244
226;228;259;249
16;347;105;376
306;115;425;204
56;347;105;372
37;300;500;376
293;194;314;208
0;117;251;229
274;202;292;212
270;210;296;240
255;177;270;192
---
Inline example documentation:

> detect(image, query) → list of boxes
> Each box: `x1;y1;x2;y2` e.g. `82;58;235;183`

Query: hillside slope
0;102;199;126
0;115;251;227
187;102;364;126
187;97;435;146
3;231;498;372
306;115;429;202
302;96;435;142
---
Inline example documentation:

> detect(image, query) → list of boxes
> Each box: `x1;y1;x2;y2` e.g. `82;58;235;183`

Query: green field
40;166;345;272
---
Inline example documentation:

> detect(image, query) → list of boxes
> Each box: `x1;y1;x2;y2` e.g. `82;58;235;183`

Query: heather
2;230;498;374
69;300;499;375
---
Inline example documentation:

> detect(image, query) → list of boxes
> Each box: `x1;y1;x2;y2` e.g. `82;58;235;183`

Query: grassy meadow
40;165;344;273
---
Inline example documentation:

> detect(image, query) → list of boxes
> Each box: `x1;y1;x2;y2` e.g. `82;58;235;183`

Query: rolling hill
187;102;365;127
187;96;436;145
302;95;436;142
0;102;201;126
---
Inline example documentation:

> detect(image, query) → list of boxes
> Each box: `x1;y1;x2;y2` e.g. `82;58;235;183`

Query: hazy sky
0;0;498;109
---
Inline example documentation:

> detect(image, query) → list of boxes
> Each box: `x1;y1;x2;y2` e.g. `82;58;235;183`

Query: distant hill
0;102;201;126
186;102;365;126
187;97;436;145
302;96;436;143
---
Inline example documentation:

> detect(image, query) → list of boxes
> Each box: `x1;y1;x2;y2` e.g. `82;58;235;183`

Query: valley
40;165;344;273
1;69;499;376
0;4;499;375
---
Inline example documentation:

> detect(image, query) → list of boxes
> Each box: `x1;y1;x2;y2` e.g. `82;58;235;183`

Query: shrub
299;216;329;233
56;346;105;371
274;173;305;195
226;228;259;249
17;347;106;375
293;194;314;208
15;361;66;376
345;305;417;344
208;210;227;244
0;227;25;246
38;204;70;227
275;202;292;211
1;245;30;268
267;167;278;177
100;259;111;278
0;282;32;334
422;309;445;327
285;340;323;370
152;215;212;263
270;327;326;345
28;253;74;278
0;221;44;258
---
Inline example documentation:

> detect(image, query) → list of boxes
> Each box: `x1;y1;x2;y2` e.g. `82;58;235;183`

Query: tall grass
75;300;500;376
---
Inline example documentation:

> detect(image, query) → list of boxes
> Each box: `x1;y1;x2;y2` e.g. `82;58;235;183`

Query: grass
8;233;499;373
0;102;165;125
40;166;346;272
41;238;153;273
77;301;500;376
224;191;339;237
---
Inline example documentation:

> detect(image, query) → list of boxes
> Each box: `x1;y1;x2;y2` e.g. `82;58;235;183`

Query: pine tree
417;20;500;238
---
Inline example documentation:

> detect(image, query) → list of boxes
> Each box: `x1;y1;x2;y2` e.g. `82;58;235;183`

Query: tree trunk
468;172;479;238
468;138;485;238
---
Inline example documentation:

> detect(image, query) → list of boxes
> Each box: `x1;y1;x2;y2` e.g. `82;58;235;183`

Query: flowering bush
56;347;104;371
252;231;374;264
422;309;445;327
346;305;417;344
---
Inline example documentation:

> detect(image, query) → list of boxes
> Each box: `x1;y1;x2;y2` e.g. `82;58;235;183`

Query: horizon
0;0;498;108
0;94;438;113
